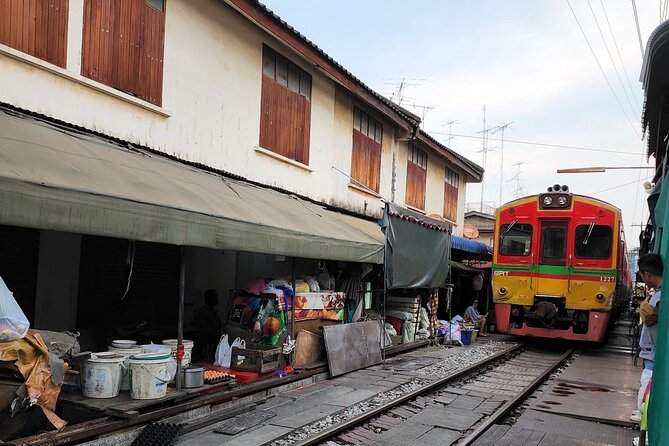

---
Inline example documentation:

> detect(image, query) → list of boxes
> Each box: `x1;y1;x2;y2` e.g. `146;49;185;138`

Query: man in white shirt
464;299;488;337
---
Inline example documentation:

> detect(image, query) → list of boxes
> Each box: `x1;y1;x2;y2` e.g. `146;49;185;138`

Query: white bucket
162;339;194;367
128;353;172;400
108;346;144;391
81;352;126;399
141;343;172;355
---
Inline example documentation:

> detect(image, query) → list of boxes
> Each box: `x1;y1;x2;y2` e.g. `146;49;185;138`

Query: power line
599;0;642;111
631;0;645;57
566;0;641;139
426;130;640;155
586;177;646;195
587;0;640;120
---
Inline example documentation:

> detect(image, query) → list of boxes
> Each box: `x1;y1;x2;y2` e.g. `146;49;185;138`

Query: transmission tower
490;122;513;206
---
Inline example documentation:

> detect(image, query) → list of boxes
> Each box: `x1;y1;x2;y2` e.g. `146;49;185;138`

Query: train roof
497;194;622;215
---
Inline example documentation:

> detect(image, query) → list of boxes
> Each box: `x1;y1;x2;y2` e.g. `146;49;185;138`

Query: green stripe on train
493;264;617;277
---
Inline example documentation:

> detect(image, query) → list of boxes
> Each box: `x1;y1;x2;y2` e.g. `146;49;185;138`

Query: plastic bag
0;275;30;342
214;334;231;367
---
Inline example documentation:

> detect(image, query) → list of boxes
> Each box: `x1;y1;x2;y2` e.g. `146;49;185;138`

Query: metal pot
181;366;204;388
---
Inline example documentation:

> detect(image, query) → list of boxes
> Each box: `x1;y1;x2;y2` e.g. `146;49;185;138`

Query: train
491;184;632;342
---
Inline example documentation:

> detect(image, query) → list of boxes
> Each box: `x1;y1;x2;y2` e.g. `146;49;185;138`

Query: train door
535;220;569;296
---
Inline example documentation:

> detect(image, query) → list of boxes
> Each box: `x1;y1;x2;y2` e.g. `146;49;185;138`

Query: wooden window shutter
259;46;311;164
444;182;458;221
0;0;69;68
406;162;426;210
82;0;165;106
350;108;382;192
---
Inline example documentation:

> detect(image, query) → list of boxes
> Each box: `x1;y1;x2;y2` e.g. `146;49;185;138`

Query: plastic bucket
471;330;479;343
461;329;473;346
108;346;144;391
141;343;172;354
162;339;194;368
81;352;126;398
128;353;172;400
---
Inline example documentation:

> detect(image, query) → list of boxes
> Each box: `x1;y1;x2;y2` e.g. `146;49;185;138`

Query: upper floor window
260;45;312;165
0;0;69;68
444;167;459;222
406;144;427;210
350;107;382;192
81;0;166;106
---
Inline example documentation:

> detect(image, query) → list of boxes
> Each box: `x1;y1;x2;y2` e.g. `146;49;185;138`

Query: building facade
0;0;482;230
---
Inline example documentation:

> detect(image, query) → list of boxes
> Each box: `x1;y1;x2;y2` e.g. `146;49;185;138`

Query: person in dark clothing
193;289;222;360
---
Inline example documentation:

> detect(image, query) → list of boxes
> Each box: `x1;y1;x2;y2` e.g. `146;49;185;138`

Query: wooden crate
230;346;282;374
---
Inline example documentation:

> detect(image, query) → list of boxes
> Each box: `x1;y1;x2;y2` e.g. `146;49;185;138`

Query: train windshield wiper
500;220;517;243
583;220;596;245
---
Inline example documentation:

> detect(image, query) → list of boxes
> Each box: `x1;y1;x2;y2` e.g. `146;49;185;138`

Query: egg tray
204;376;233;385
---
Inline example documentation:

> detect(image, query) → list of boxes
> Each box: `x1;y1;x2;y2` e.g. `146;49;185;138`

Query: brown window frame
406;143;427;210
259;45;312;165
351;107;382;192
444;166;459;221
0;0;69;68
81;0;166;106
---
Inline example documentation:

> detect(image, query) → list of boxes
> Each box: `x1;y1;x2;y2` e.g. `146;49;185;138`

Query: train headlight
499;287;508;295
557;196;567;206
543;196;553;206
595;293;605;302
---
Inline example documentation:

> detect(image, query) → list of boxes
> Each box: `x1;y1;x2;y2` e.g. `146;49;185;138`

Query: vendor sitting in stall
464;299;488;337
193;289;223;360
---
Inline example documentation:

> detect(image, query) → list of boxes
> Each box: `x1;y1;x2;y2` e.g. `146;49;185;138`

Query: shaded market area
0;104;492;442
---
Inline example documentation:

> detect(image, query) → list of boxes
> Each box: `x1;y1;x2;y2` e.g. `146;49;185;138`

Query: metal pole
176;246;185;391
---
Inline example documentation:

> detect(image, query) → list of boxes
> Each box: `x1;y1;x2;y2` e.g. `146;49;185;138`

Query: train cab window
499;223;532;256
542;228;566;258
574;224;612;259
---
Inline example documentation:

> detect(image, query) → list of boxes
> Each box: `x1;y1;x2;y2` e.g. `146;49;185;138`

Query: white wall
0;0;397;219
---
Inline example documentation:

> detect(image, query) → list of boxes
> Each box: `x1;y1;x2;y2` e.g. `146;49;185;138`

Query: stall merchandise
278;291;346;321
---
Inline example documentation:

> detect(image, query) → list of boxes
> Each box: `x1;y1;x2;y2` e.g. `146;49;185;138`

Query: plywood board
322;321;383;377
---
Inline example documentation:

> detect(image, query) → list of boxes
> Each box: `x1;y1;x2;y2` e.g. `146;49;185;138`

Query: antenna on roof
508;161;526;198
490;122;514;206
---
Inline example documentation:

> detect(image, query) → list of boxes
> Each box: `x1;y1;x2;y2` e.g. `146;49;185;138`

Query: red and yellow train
492;185;632;342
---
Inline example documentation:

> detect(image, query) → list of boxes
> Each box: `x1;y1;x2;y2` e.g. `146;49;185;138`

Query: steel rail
290;342;526;446
458;347;574;446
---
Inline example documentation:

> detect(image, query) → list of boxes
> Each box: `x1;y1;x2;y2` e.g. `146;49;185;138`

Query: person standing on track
632;253;663;423
464;298;488;337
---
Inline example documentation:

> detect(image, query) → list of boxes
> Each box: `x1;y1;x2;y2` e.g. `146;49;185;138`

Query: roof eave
416;131;484;182
223;0;420;133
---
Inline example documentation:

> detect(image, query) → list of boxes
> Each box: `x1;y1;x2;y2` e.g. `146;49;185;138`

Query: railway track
268;345;573;446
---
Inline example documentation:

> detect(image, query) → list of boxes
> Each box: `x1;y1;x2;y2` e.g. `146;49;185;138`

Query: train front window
541;228;566;258
499;223;532;256
574;224;612;259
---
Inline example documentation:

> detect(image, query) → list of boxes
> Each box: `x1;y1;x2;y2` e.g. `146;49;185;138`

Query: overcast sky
263;0;663;248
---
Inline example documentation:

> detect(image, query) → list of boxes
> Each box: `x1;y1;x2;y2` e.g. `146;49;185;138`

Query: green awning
0;107;384;263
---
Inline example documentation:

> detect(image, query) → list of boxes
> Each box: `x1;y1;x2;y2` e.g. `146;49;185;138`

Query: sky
262;0;664;249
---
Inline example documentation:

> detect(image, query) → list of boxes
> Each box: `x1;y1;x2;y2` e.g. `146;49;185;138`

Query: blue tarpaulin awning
451;235;493;257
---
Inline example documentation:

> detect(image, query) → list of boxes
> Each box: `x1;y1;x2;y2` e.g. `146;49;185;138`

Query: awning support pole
176;246;185;391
